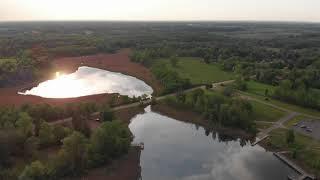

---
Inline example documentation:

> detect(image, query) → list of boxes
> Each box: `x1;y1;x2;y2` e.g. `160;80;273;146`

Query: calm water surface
129;107;298;180
19;66;153;98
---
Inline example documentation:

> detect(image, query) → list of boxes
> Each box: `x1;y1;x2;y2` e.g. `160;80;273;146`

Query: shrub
88;121;131;167
19;161;47;180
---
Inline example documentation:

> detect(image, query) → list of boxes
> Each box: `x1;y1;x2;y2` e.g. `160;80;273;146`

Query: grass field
240;91;320;117
284;115;311;128
267;128;320;175
154;57;234;84
234;79;320;117
246;80;276;96
241;80;320;117
256;121;273;130
251;101;287;122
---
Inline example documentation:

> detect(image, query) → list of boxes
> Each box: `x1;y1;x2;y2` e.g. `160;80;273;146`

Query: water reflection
19;66;153;98
129;107;298;180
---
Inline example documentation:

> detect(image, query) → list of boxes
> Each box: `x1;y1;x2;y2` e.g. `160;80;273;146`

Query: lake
19;66;153;98
129;106;298;180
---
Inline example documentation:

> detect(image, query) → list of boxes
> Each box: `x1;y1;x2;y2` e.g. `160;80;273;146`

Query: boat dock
273;152;316;180
251;135;269;146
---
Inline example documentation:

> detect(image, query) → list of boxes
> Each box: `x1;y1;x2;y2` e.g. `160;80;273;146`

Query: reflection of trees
201;127;253;147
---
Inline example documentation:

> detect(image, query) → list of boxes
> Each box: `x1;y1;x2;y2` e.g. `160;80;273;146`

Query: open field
251;100;287;122
246;80;276;96
239;80;320;117
154;57;234;84
256;121;273;130
239;90;320;117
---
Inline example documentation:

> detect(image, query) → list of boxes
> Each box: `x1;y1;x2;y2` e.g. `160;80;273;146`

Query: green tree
88;121;131;167
190;89;204;105
0;132;11;167
52;125;72;145
233;77;247;91
100;106;114;122
223;86;234;97
38;122;54;147
15;112;34;137
19;161;47;180
72;114;91;137
170;55;178;67
286;129;295;144
176;91;186;103
24;136;39;157
264;89;269;97
51;132;88;177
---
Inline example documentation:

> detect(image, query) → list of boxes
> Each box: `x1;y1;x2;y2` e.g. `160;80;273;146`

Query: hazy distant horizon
1;0;320;22
1;20;320;23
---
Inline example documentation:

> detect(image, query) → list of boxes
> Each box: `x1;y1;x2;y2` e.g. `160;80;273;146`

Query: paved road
257;112;298;139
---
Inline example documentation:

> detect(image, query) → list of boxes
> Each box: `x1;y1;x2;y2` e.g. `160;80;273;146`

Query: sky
1;0;320;22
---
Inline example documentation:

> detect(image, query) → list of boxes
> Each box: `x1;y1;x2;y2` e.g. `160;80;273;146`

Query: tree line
164;89;257;134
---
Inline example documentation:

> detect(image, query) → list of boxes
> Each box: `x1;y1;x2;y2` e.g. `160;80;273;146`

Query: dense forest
0;102;131;179
1;22;320;81
1;21;320;108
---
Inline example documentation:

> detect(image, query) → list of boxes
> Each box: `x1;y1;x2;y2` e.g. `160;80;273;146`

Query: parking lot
293;119;320;140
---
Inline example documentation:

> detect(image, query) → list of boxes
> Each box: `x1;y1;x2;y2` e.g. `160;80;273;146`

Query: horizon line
0;19;320;24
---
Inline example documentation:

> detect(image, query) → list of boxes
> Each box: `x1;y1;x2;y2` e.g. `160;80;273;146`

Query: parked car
306;128;313;132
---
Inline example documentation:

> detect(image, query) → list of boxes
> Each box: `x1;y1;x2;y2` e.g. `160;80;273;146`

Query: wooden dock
273;152;316;180
251;135;269;146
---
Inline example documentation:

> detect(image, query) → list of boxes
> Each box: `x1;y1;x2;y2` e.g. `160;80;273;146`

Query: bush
19;161;47;180
88;121;131;167
38;122;54;147
233;78;247;91
100;107;114;122
286;129;295;144
223;86;235;97
52;125;72;145
50;132;89;177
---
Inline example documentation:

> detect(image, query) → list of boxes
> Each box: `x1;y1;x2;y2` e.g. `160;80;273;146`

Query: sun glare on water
18;67;153;99
24;71;88;98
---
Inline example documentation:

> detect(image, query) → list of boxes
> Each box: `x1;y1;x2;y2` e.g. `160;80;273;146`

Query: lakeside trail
48;80;235;126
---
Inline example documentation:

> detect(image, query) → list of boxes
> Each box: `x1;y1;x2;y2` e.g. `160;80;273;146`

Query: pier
251;135;269;146
273;152;316;180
